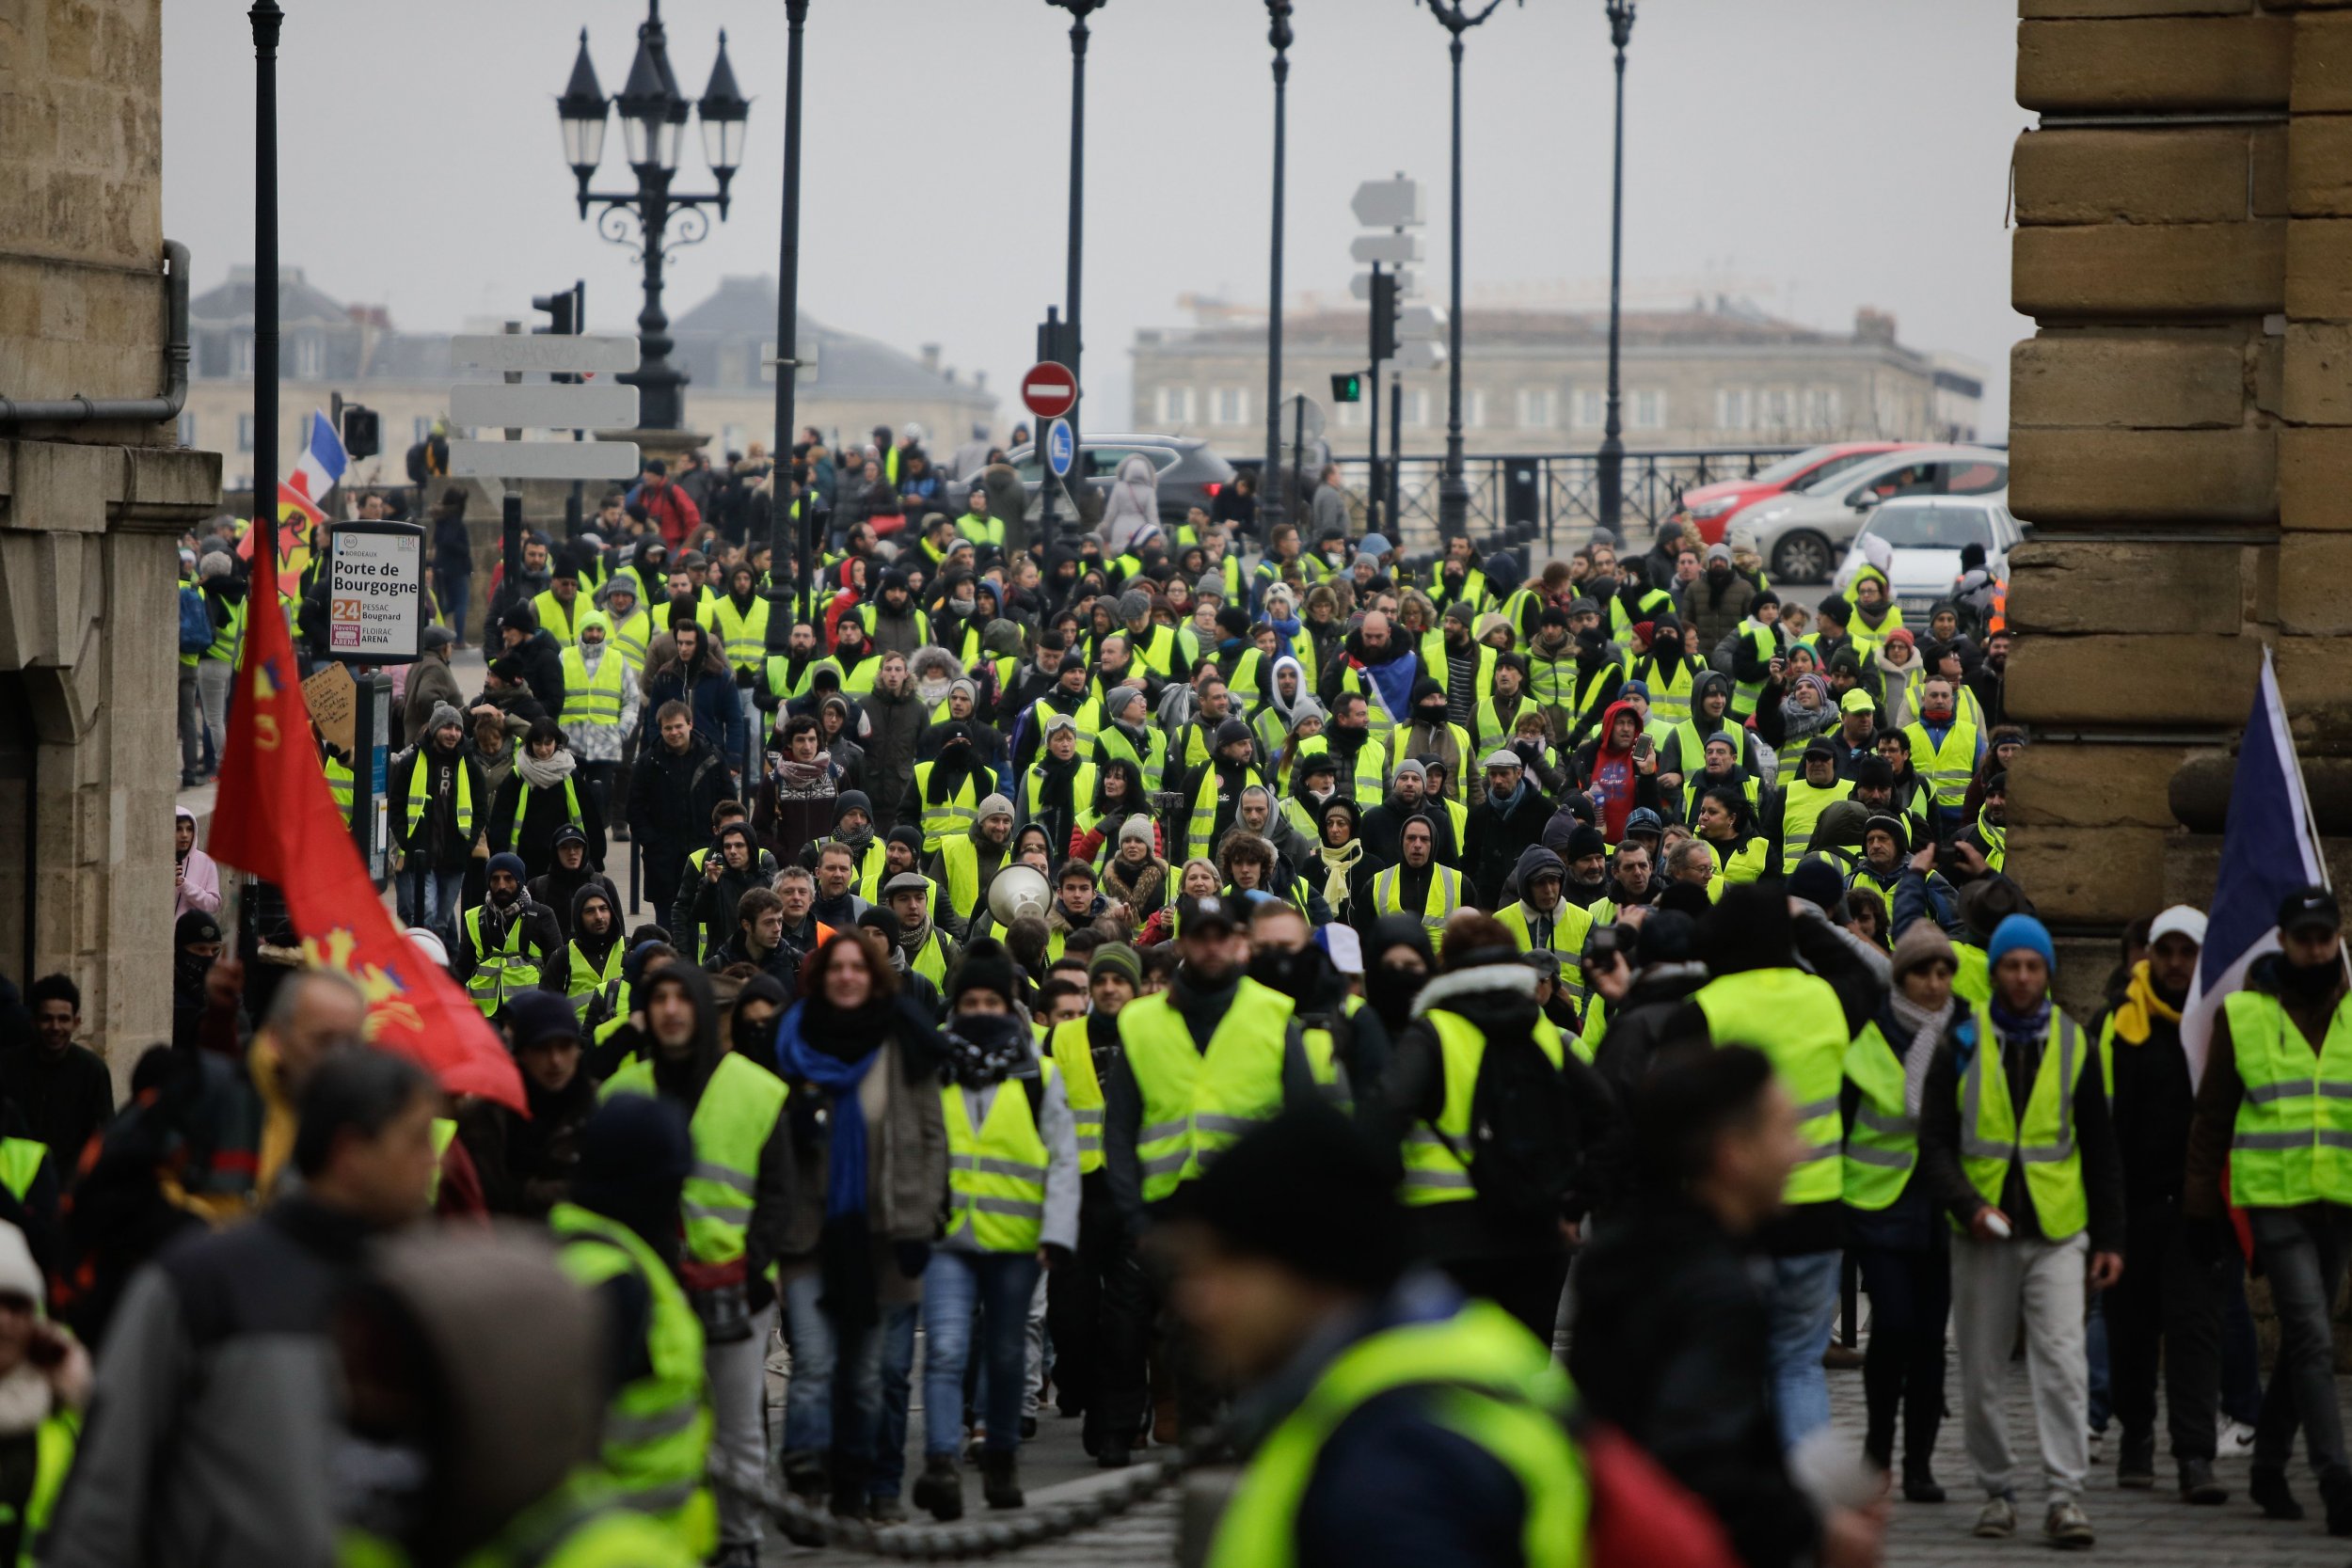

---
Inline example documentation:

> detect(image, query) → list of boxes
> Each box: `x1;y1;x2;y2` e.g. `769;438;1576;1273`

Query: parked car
1728;445;2009;584
1831;493;2023;617
1002;433;1237;527
1674;441;1915;545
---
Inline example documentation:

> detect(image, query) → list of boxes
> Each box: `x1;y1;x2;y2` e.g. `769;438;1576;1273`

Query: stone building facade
2004;2;2352;1010
1129;301;1984;457
0;0;222;1082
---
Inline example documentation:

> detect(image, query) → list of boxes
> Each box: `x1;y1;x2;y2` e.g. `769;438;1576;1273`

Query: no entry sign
1021;360;1078;420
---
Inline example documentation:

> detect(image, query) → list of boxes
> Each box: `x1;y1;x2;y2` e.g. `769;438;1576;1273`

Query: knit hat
1891;922;1958;986
948;938;1022;1009
1787;858;1846;915
175;909;222;948
0;1223;40;1303
487;851;528;882
887;824;925;854
1089;942;1143;989
1166;1107;1406;1292
1565;824;1607;862
427;702;465;735
1863;813;1911;849
1359;533;1392;558
1705;542;1732;563
1214;718;1253;751
977;793;1016;825
1987;912;2056;974
1119;816;1155;847
503;989;579;1050
1442;598;1477;627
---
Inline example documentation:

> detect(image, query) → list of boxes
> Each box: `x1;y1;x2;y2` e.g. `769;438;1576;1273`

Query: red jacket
637;481;703;548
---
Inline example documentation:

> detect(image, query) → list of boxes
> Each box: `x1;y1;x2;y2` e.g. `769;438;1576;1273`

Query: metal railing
1318;445;1808;556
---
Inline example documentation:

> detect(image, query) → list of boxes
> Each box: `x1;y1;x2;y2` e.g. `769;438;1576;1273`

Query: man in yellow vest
1044;943;1143;1466
598;963;789;1563
531;554;589;649
455;854;561;1018
1917;912;2122;1548
1676;882;1879;1452
912;943;1080;1521
2184;886;2352;1532
1166;1107;1588;1568
1767;740;1858;875
1102;895;1326;1442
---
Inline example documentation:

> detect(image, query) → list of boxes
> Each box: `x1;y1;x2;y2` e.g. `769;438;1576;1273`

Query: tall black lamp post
1595;0;1635;541
771;2;811;624
250;1;281;570
1419;0;1517;543
1045;0;1106;526
555;2;748;433
1263;1;1294;528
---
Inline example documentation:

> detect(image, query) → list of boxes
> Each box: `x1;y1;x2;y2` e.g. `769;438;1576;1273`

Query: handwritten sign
304;660;357;755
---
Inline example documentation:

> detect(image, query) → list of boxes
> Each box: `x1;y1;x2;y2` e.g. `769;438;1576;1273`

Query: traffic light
532;281;585;383
1369;269;1398;363
1329;372;1363;404
340;404;380;460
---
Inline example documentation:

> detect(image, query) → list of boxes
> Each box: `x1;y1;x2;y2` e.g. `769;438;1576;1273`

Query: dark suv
1002;433;1237;527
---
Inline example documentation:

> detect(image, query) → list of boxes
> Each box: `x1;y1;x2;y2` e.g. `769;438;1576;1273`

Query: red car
1674;442;1915;545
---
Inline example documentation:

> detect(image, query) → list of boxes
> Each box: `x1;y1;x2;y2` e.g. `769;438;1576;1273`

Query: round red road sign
1021;360;1078;420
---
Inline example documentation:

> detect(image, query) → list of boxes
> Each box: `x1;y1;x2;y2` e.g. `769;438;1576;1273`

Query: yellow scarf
1318;838;1364;913
2108;959;2181;1047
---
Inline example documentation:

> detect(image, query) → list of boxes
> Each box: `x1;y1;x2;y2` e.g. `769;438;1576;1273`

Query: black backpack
1434;1022;1582;1223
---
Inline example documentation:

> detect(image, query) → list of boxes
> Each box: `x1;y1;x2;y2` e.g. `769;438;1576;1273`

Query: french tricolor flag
278;409;348;524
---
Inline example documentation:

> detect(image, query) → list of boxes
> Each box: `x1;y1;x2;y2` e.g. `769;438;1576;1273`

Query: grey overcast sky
162;0;2026;434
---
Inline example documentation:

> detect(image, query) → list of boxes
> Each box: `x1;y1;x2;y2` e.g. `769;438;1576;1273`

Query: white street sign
448;438;643;483
1395;341;1448;372
326;523;427;662
1278;393;1327;442
449;382;641;431
450;333;642;373
1351;232;1424;265
1350;178;1424;230
1352;268;1419;302
1398;304;1448;341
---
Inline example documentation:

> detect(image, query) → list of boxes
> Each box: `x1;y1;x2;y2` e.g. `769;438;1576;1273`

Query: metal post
1438;31;1468;541
1062;5;1091;517
629;172;680;431
1264;1;1293;529
1389;376;1404;536
251;1;281;573
1368;262;1383;535
772;0;809;628
1597;0;1636;543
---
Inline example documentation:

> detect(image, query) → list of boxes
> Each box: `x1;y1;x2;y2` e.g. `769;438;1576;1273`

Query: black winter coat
1462;784;1556;909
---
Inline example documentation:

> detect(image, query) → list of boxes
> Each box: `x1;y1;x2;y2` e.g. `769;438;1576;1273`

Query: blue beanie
1987;912;2054;974
487;851;528;882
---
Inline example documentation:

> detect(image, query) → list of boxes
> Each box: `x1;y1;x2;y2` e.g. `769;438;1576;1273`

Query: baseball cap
2279;886;2340;936
2149;905;2209;947
1838;688;1875;715
1179;894;1240;935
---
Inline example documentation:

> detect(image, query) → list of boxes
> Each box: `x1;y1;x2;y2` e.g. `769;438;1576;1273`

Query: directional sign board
448;439;643;483
449;382;640;430
1351;232;1424;265
1398;304;1448;341
1395;341;1448;372
1022;361;1079;420
1045;418;1076;479
325;521;427;662
451;333;642;373
1353;269;1418;302
1351;178;1424;230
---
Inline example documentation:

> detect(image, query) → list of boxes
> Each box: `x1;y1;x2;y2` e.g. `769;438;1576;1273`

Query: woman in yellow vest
912;944;1079;1521
1842;924;1963;1503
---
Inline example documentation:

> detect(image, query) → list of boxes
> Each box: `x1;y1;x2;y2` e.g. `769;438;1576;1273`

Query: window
1401;388;1431;427
1863;503;1995;551
1716;388;1752;432
1517;388;1556;430
1630;390;1666;431
236;414;255;452
1464;389;1486;429
1760;388;1792;429
1801;387;1845;431
758;341;777;384
1153;386;1197;426
1572;389;1605;431
1336;397;1367;428
295;332;323;380
176;413;195;447
1212;386;1248;426
230;334;253;377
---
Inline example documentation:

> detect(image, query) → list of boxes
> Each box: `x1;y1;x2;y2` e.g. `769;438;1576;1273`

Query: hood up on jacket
642;961;726;1104
1502;843;1567;910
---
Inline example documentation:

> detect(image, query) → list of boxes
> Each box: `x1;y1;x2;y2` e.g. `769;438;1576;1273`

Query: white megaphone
989;863;1051;927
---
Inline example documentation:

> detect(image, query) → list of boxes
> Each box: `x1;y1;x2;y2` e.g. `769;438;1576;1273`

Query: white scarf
515;747;577;791
1886;990;1955;1117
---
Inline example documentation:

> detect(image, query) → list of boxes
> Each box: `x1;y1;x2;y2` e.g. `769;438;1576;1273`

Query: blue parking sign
1046;419;1075;479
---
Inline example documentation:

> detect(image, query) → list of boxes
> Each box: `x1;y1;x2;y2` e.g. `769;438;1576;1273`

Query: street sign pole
1368;261;1383;534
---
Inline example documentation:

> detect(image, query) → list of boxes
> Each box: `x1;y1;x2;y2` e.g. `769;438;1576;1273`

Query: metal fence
1322;445;1808;558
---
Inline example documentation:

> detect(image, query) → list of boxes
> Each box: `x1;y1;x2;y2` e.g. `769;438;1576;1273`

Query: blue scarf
1271;613;1303;640
1987;992;2053;1048
775;1002;878;1222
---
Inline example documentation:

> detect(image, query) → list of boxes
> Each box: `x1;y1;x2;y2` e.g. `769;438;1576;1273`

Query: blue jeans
868;1302;917;1500
1765;1250;1842;1449
781;1270;888;1472
399;863;466;947
922;1250;1042;1457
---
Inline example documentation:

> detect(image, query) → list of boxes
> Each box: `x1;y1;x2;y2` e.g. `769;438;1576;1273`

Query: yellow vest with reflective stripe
405;753;474;841
1400;1010;1565;1206
206;594;245;662
2222;989;2352;1209
1956;1004;2088;1239
607;606;653;673
1777;777;1855;874
1371;864;1465;957
911;762;983;854
1206;1300;1586;1568
1049;1018;1106;1174
1492;899;1592;1006
1293;734;1385;806
599;1053;788;1265
1840;1022;1918;1212
1729;623;1776;720
559;646;627;730
1633;657;1696;729
0;1138;44;1208
532;589;588;649
551;1202;716;1552
709;595;771;673
940;833;1009;918
462;905;547;1016
1693;968;1847;1203
942;1069;1054;1252
566;939;624;1005
1417;631;1497;705
1901;718;1979;811
1187;763;1264;863
1120;978;1304;1202
326;756;355;822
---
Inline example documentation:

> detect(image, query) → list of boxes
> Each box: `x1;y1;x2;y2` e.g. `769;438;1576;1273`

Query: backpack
1436;1020;1584;1223
178;586;213;656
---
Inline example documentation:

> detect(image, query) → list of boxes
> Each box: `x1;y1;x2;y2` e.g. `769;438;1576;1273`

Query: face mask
1248;944;1316;1000
1365;961;1426;1027
2281;952;2341;1001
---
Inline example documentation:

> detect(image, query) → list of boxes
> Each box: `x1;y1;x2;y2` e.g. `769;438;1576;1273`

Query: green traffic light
1330;372;1363;404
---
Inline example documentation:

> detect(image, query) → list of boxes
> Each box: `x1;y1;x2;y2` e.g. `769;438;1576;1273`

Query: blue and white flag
2182;646;2330;1083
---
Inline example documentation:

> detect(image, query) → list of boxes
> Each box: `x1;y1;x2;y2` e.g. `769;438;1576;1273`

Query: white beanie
0;1223;40;1303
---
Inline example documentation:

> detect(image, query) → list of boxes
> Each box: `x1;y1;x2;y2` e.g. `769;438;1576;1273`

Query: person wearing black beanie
1168;1107;1581;1568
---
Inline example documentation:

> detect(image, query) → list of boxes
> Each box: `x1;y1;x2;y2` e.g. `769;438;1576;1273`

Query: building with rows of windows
1129;297;1981;457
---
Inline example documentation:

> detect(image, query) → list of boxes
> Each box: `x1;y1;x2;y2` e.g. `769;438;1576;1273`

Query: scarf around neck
1885;991;1956;1117
2109;959;2182;1047
1317;837;1364;911
515;747;577;791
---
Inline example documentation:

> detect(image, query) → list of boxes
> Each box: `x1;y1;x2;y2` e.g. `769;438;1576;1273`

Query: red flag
210;533;525;1112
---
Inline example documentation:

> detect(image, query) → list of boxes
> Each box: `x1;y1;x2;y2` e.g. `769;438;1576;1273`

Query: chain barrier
718;1450;1196;1560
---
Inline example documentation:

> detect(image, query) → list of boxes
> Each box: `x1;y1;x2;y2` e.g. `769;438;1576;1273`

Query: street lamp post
1263;1;1294;531
250;1;281;572
1419;0;1516;544
1045;0;1105;533
771;2;811;626
1596;0;1635;542
554;2;747;433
